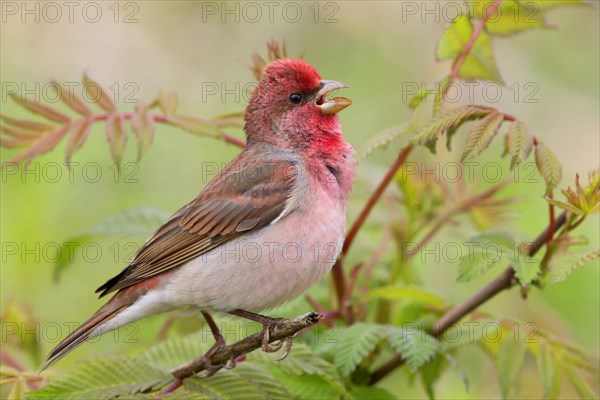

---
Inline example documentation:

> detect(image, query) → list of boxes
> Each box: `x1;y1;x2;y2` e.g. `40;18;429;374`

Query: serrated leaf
140;336;207;370
496;336;528;399
131;104;155;161
461;111;504;162
1;125;42;140
564;363;597;399
158;90;178;115
0;114;53;132
420;354;446;400
9;94;70;123
506;121;534;170
457;232;515;282
183;367;277;399
413;105;486;145
535;142;562;195
546;198;584;215
512;253;540;286
166;115;221;137
53;208;169;282
549;248;600;283
334;322;388;377
52;81;92;116
271;373;339;400
409;87;432;109
251;343;347;396
83;73;116;113
437;15;503;83
27;355;170;400
105;113;127;165
537;341;555;399
65;119;92;163
466;0;550;36
8;125;70;165
387;327;439;373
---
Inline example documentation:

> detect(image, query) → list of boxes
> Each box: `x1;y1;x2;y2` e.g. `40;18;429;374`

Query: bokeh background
1;1;598;398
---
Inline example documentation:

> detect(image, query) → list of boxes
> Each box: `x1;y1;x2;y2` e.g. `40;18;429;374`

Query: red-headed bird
42;58;355;370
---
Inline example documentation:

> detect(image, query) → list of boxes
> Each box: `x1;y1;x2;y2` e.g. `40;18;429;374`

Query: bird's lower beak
315;80;352;115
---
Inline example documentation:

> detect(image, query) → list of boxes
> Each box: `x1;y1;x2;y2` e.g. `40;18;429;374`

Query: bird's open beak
315;80;352;115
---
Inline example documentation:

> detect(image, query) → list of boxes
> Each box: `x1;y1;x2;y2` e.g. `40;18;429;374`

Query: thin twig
369;211;568;384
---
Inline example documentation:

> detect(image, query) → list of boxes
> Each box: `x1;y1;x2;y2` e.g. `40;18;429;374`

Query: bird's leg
229;309;293;356
200;311;228;375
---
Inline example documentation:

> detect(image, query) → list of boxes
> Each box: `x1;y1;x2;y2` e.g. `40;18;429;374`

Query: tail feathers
39;302;129;372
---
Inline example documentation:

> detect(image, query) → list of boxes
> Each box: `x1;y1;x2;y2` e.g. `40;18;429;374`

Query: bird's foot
198;335;228;377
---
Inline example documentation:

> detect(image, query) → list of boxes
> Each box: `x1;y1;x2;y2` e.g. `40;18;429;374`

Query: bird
41;58;355;371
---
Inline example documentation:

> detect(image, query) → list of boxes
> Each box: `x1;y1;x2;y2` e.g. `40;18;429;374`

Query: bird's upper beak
315;80;352;115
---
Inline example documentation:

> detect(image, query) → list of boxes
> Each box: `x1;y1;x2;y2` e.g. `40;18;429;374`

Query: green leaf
440;321;487;351
457;232;515;282
350;386;397;400
512;253;540;286
334;322;388;377
420;355;446;400
413;105;487;145
535;142;562;195
53;208;169;282
437;15;503;83
537;341;555;399
496;336;528;399
252;343;347;396
27;355;170;400
564;364;597;399
409;87;432;109
506;121;534;170
466;0;549;36
387;327;439;373
140;336;207;370
461;111;505;162
549;248;600;283
183;364;291;399
272;373;339;400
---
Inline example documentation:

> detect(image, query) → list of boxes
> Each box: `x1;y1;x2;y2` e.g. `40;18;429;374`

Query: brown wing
96;158;298;297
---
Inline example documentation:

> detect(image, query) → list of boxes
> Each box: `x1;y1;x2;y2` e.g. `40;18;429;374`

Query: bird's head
244;58;351;149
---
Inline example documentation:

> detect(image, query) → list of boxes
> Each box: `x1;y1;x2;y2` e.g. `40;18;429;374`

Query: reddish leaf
52;81;92;117
83;73;117;113
0;114;53;132
0;137;33;148
8;125;70;165
105;113;127;164
9;94;70;123
1;125;42;140
65;119;93;162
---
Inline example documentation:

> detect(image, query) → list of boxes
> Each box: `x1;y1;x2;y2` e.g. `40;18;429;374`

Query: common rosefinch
42;58;355;370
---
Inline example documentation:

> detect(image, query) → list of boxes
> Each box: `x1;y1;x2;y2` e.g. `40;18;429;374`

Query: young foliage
496;335;528;399
505;120;534;170
334;323;388;377
461;111;505;161
535;141;563;195
437;15;503;83
386;327;439;373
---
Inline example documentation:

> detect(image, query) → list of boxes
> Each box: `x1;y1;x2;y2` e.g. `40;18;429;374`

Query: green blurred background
1;1;598;398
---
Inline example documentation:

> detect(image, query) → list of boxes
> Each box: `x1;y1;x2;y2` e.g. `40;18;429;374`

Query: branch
169;312;321;381
369;211;568;385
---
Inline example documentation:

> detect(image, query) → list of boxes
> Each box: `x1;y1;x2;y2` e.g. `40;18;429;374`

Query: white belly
162;193;346;313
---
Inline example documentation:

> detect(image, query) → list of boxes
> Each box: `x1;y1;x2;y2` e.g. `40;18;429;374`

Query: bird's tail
39;295;134;372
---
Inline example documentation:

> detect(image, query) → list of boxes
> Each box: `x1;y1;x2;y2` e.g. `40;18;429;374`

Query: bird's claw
275;336;294;361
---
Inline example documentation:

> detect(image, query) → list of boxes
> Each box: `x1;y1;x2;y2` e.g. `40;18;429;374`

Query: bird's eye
289;93;302;104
